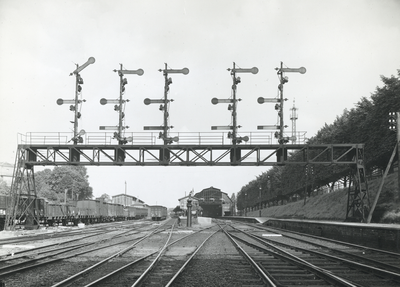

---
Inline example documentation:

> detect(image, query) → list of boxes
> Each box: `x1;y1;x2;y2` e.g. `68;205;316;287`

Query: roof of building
178;195;200;201
112;194;144;203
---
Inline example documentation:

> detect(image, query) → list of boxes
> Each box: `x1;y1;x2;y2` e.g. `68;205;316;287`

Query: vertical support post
346;146;370;222
5;146;40;230
118;64;125;145
278;62;285;144
367;142;398;223
397;112;400;195
73;70;80;145
244;192;247;216
186;196;192;227
259;185;262;217
231;63;238;145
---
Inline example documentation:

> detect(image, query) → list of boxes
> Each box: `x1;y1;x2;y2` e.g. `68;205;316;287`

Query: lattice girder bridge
4;142;369;230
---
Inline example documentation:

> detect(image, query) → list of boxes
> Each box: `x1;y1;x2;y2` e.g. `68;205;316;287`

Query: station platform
222;216;400;253
219;216;271;224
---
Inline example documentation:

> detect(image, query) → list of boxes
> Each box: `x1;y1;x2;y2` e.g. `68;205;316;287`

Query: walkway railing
18;131;307;146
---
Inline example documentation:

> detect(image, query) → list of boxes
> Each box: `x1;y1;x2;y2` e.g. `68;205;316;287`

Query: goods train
0;195;150;230
149;205;167;221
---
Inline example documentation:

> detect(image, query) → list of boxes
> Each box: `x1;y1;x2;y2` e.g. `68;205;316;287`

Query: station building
178;195;200;216
112;194;144;207
194;187;234;217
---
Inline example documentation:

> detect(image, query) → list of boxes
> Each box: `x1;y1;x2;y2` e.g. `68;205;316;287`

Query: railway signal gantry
5;60;370;230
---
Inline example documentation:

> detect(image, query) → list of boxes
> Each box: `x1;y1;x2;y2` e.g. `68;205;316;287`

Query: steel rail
229;230;359;287
261;224;400;258
252;231;400;283
0;222;156;277
131;223;176;287
0;222;144;260
50;222;168;287
253;226;400;274
220;225;278;287
0;230;145;277
83;223;217;287
231;225;400;285
164;228;220;286
0;230;108;260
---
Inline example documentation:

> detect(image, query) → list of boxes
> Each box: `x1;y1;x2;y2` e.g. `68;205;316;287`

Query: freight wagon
149;205;167;221
0;195;149;230
0;195;45;229
124;205;148;219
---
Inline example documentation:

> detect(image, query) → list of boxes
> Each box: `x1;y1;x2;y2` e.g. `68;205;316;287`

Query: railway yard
0;218;399;287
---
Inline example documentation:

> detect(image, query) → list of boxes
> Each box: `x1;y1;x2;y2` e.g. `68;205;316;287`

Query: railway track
227;222;400;286
0;220;153;260
162;223;268;287
0;220;148;247
3;218;399;286
0;220;162;286
257;224;400;272
49;219;215;286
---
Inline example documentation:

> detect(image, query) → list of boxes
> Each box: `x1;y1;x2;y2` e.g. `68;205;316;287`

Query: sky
1;0;400;208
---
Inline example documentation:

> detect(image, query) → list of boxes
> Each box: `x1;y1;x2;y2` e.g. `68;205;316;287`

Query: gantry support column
5;147;40;230
346;148;370;222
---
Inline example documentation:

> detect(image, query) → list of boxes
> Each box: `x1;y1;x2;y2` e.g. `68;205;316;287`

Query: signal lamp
77;76;84;85
236;136;249;144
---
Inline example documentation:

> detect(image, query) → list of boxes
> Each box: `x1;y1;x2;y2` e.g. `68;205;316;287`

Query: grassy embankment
251;172;400;223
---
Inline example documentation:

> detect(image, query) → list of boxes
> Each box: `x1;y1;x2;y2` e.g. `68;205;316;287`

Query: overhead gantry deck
21;143;364;166
6;141;369;230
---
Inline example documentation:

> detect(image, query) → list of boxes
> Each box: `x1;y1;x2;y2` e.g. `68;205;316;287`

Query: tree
35;168;60;201
35;166;93;202
99;193;111;203
0;178;10;195
235;70;400;211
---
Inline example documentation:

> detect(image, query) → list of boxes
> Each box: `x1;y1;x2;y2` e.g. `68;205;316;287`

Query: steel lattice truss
22;143;364;166
5;147;41;230
4;143;369;230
